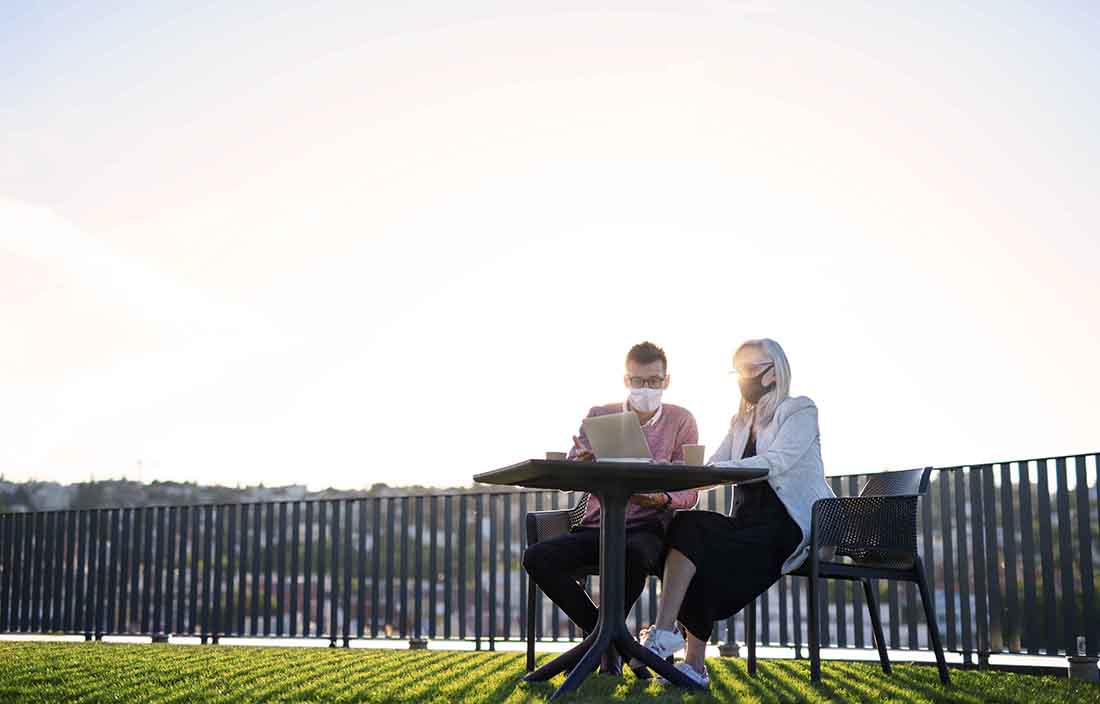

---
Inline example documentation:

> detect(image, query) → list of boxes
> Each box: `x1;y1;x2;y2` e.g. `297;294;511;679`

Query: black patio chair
745;466;950;685
524;494;593;672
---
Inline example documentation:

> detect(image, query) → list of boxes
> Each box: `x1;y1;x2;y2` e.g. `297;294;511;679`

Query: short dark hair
626;341;667;372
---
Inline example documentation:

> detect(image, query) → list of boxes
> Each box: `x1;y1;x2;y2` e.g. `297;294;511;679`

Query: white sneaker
659;662;710;688
640;627;685;660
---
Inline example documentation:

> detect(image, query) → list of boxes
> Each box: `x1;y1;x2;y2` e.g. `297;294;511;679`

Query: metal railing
1;452;1097;664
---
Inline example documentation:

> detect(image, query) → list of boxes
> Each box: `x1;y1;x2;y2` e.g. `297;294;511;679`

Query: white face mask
628;387;663;413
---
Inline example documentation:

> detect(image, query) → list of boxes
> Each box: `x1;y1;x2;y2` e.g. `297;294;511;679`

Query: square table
474;459;768;700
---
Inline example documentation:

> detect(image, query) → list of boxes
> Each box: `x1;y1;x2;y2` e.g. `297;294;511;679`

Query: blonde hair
733;338;792;432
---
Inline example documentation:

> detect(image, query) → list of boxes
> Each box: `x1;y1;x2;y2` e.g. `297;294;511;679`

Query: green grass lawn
0;642;1097;703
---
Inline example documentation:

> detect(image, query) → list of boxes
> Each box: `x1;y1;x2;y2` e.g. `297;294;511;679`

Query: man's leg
623;524;672;677
522;528;600;633
624;524;667;617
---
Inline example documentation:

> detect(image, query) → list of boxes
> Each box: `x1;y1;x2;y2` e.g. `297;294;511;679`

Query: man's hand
630;493;669;509
572;435;595;462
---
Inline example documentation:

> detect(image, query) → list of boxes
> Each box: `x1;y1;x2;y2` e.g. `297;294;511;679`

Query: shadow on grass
864;664;958;704
182;648;336;704
45;645;226;704
297;651;464;702
771;661;841;702
709;658;796;702
402;651;522;703
755;658;953;703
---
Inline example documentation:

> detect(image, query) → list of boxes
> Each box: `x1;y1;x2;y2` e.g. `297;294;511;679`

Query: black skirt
666;481;802;642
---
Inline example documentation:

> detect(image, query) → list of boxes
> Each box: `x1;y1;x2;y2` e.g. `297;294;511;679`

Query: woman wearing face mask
634;338;835;687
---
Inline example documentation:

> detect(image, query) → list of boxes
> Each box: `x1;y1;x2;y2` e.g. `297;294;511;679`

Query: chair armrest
526;509;572;546
810;495;921;568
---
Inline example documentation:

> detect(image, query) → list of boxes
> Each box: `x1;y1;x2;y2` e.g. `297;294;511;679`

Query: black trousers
522;523;665;633
666;509;802;642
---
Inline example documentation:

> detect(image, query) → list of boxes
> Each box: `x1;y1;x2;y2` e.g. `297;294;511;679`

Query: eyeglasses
627;375;666;389
728;362;773;380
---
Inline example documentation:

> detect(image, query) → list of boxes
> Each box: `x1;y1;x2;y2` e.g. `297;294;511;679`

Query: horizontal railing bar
8;451;1100;517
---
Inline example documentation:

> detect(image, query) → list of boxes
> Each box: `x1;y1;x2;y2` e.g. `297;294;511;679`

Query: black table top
474;459;768;494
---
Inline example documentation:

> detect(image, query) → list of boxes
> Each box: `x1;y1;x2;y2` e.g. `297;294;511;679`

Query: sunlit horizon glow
2;2;1098;490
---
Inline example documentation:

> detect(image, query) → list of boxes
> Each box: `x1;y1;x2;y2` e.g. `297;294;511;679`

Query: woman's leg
653;547;696;631
683;632;707;672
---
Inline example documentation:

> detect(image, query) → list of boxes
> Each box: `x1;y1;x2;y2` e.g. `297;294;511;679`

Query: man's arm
567;408;597;461
665;412;701;509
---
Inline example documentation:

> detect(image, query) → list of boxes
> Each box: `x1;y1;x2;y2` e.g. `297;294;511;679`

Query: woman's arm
683;425;739;495
709;404;818;480
706;426;736;465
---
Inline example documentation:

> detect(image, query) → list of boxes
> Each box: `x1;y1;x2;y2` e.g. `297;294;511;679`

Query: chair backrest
859;467;931;497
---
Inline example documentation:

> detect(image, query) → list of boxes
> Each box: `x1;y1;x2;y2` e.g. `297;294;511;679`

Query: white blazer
708;395;835;574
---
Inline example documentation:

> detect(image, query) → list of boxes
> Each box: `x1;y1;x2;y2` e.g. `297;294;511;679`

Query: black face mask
738;366;775;404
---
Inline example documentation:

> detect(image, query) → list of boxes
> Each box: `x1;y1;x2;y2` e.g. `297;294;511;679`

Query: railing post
213;505;225;643
1075;455;1097;656
152;507;166;640
264;503;274;638
489;493;497;652
458;495;466;641
1055;457;1077;656
303;502;313;638
475;494;483;651
1036;460;1058;655
357;499;368;640
202;506;214;643
444;495;453;641
316;501;326;643
290;502;300;638
428;495;438;642
330;499;340;647
953;468;972;665
343;498;353;647
371;498;381;638
501;493;511;643
399;497;409;641
234;505;247;637
226;504;237;640
278;502;288;639
969;466;989;668
410;496;426;650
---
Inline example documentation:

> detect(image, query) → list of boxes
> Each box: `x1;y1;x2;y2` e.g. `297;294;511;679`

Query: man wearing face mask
522;341;699;676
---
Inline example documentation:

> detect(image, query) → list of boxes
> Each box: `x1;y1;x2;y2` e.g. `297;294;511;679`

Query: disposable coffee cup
683;444;705;466
545;451;568;461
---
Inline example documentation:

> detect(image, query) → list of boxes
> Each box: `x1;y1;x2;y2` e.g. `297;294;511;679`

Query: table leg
540;492;625;701
546;492;703;700
522;491;702;700
523;628;600;682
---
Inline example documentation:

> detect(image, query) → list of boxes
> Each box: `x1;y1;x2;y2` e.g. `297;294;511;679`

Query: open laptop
581;412;653;462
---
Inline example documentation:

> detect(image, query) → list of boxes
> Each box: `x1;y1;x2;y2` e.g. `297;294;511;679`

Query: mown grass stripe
1;642;1099;704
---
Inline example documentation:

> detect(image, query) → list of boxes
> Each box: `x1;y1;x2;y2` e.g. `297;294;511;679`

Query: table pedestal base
522;491;704;700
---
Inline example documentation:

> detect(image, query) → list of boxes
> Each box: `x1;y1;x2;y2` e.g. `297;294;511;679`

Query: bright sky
2;1;1098;490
